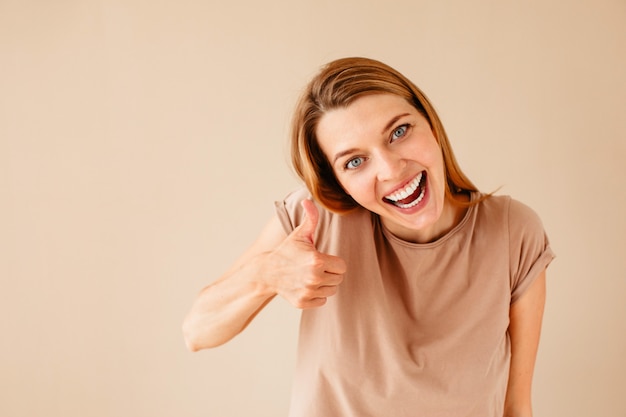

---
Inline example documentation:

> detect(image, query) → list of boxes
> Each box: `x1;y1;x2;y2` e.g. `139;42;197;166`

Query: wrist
246;251;279;299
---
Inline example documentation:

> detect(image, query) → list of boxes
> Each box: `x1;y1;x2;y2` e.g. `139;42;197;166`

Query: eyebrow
331;112;412;165
381;113;410;135
332;148;360;165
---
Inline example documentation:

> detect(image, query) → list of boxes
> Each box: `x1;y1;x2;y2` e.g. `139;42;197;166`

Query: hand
265;199;346;308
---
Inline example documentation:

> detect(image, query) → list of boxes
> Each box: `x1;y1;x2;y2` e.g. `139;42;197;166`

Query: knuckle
303;273;322;288
310;255;325;270
292;294;309;308
295;290;311;305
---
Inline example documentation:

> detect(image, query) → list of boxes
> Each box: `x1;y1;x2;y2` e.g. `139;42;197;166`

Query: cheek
414;141;445;173
336;176;356;197
338;175;377;202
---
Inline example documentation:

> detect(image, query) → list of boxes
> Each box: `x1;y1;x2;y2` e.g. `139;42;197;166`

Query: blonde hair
291;57;480;213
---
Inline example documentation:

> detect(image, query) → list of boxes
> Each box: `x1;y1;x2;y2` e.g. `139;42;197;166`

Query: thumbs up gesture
267;200;347;309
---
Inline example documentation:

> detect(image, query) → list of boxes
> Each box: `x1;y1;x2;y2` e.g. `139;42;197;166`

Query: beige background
1;0;625;416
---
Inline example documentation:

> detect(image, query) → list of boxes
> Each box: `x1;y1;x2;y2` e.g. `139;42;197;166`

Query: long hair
291;57;479;213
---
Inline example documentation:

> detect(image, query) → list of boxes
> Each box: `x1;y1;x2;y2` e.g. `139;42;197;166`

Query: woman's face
316;93;456;243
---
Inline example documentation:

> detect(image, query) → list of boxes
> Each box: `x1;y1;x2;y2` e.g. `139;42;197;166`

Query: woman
183;57;555;417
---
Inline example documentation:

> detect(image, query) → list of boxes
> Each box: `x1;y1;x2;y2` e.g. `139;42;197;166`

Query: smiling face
316;93;464;243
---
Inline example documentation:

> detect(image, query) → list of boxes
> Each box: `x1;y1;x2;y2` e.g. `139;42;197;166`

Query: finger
318;254;347;275
320;271;344;286
315;285;340;298
293;199;319;244
301;297;328;309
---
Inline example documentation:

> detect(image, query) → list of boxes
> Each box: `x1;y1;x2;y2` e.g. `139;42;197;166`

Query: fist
269;200;346;308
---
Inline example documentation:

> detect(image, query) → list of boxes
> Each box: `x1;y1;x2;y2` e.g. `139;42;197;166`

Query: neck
386;191;470;244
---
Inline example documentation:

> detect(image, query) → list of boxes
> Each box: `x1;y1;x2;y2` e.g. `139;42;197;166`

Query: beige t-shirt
275;188;555;417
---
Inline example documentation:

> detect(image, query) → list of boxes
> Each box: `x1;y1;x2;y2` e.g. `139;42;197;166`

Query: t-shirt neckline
376;191;479;249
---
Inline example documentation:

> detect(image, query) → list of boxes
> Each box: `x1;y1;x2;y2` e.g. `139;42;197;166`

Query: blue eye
345;157;364;170
391;124;408;141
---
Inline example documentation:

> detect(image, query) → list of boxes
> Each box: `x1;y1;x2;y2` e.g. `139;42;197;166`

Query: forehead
316;93;417;148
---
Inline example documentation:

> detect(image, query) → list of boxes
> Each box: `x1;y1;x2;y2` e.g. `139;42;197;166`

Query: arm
182;216;285;351
503;269;547;417
182;201;346;351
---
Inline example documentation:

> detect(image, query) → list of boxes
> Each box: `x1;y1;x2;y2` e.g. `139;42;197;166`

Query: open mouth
383;172;426;209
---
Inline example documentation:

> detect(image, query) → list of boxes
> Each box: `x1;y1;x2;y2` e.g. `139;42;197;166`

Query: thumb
294;199;319;244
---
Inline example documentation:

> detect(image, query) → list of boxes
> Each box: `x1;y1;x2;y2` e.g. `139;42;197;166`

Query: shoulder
274;187;371;248
498;196;547;242
274;187;338;234
485;194;555;301
274;187;312;234
477;194;544;229
506;196;544;225
474;194;551;261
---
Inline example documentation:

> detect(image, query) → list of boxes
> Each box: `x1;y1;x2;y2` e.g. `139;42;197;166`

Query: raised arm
503;269;547;417
182;200;346;351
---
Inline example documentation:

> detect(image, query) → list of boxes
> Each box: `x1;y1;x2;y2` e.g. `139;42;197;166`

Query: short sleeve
274;187;313;235
508;199;556;303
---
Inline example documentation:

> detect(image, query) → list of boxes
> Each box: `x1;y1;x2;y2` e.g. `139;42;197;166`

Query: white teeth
395;186;425;209
385;172;423;202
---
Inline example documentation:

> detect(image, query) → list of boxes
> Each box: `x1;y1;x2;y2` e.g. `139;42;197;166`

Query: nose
374;149;405;182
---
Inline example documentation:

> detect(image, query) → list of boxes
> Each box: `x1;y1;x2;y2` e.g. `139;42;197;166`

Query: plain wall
1;0;625;416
